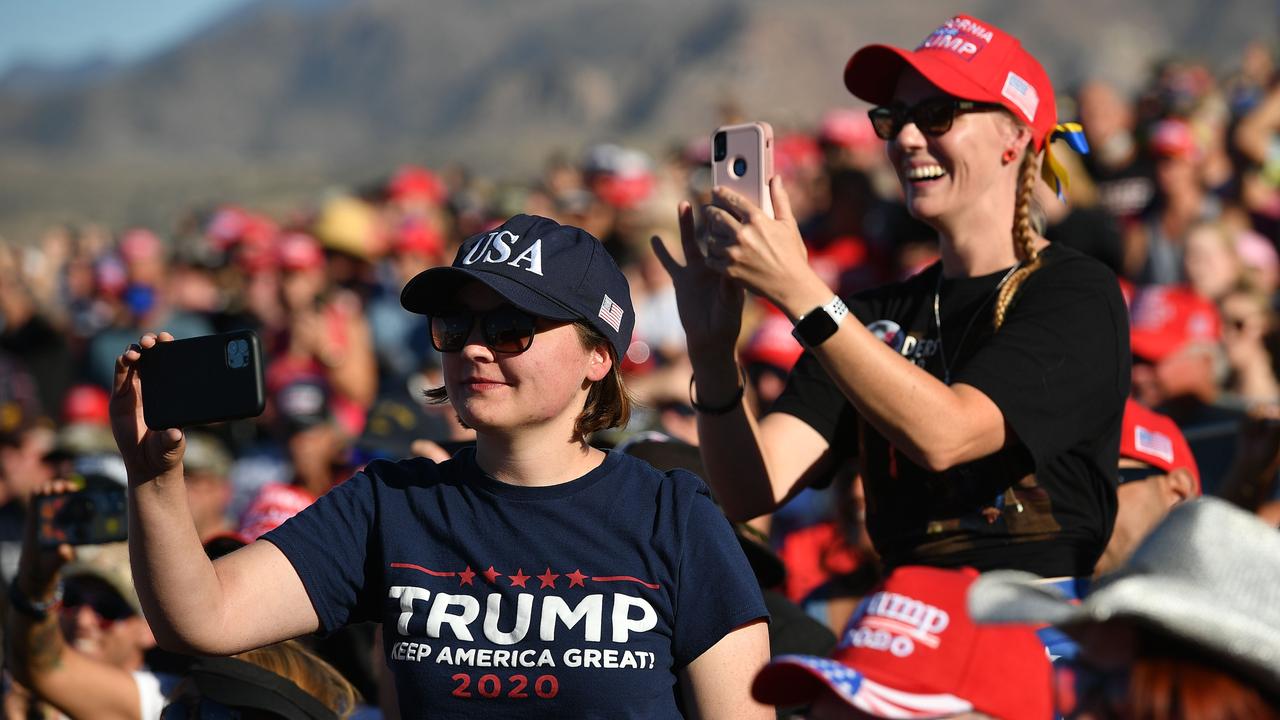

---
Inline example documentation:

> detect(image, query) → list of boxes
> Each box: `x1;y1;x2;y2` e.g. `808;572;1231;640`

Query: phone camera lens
732;157;748;178
713;132;727;162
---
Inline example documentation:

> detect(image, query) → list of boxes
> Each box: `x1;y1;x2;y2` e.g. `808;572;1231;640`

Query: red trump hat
753;566;1052;719
845;14;1057;151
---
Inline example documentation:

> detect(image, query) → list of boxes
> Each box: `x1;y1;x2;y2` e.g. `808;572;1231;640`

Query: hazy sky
0;0;246;74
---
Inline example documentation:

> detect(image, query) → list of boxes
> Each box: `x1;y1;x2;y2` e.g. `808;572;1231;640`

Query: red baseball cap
819;108;881;150
1149;118;1199;159
1128;284;1220;362
845;14;1057;150
61;384;111;426
238;483;316;541
276;232;326;272
774;133;823;179
753;566;1052;719
393;218;445;257
388;165;447;205
742;312;805;372
1120;398;1201;494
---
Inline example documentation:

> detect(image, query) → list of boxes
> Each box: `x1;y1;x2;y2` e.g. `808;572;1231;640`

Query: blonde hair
993;146;1044;330
235;640;361;719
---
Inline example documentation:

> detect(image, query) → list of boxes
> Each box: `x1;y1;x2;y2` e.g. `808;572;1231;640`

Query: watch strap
9;579;62;621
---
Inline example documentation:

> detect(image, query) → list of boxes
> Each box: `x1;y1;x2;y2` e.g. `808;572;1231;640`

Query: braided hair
992;146;1043;330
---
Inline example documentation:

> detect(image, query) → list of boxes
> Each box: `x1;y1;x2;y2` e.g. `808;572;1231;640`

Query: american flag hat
1120;398;1201;494
753;566;1053;720
401;214;634;360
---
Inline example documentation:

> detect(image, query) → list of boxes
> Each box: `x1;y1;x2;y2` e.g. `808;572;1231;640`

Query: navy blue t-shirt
264;448;767;719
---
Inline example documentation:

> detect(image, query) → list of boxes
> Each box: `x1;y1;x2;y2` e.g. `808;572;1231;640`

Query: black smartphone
35;487;128;548
137;330;266;430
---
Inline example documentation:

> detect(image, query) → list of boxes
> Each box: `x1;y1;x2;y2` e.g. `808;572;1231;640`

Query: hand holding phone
137;330;266;430
712;121;775;218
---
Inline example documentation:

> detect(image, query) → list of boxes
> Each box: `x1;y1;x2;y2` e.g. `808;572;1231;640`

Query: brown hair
424;322;632;443
993;145;1044;330
1127;655;1279;720
235;640;361;719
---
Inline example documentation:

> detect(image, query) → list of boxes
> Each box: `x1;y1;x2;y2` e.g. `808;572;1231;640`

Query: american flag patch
1001;71;1039;123
598;294;624;332
1135;426;1174;464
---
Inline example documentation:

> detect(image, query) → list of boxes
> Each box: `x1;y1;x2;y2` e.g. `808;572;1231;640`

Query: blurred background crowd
4;28;1280;720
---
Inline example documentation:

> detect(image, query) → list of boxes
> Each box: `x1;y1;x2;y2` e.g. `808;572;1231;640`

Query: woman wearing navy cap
657;16;1129;582
109;215;771;718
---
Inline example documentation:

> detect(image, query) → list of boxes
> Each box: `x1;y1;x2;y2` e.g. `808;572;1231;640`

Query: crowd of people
0;11;1279;719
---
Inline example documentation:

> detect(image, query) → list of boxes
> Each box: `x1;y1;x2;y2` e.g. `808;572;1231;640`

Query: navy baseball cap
401;214;634;359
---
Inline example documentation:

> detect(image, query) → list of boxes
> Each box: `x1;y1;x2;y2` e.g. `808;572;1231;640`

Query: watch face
795;308;840;347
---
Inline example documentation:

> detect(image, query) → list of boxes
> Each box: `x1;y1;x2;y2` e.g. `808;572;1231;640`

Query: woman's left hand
703;176;828;317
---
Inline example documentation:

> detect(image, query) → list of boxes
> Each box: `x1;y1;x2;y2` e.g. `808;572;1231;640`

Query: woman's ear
585;344;613;383
999;115;1035;159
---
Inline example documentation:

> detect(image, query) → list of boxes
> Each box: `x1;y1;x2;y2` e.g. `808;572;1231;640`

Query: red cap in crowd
583;144;655;209
741;312;805;372
753;566;1052;720
1128;285;1220;362
388;165;447;205
1121;398;1201;494
276;232;326;272
61;384;111;426
845;14;1057;150
393;218;445;257
774;134;823;179
1149;118;1199;159
819;108;880;150
238;483;315;542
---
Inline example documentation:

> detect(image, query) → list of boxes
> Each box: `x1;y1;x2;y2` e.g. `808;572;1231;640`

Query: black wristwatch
791;296;849;349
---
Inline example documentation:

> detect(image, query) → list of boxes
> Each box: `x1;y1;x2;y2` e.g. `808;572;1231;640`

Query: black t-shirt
1084;152;1156;221
772;243;1130;577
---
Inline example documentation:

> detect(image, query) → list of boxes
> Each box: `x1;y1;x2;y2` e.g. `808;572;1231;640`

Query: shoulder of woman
853;261;939;303
1035;243;1127;293
613;451;711;497
358;455;447;489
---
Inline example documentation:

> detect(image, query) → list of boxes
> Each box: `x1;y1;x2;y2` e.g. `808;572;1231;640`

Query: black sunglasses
62;582;135;622
430;306;540;354
868;98;1005;140
1117;466;1161;485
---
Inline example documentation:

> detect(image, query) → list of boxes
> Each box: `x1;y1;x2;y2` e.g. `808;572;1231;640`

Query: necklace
932;262;1021;385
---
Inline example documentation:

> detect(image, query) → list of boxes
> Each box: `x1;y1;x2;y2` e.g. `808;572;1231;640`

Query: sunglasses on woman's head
868;98;1006;140
430;306;540;354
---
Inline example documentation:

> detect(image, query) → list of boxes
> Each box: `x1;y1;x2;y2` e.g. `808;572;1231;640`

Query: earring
1002;148;1019;164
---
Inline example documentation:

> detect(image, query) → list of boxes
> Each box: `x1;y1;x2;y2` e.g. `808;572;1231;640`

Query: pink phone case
712;121;775;218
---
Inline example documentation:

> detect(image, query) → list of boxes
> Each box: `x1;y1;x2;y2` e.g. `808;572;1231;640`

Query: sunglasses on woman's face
430;306;540;354
868;98;1005;140
61;581;136;625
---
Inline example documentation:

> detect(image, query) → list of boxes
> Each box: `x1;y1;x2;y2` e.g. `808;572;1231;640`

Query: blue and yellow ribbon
1041;122;1090;200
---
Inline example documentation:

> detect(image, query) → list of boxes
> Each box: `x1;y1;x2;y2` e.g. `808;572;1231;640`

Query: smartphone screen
712;121;775;218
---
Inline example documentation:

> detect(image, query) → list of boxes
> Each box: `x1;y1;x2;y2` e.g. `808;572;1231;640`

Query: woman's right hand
651;201;745;361
110;332;186;484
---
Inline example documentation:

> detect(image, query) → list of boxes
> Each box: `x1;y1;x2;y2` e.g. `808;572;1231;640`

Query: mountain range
0;0;1272;240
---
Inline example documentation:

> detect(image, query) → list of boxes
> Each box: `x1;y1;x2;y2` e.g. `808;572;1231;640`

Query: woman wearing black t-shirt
655;15;1129;579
